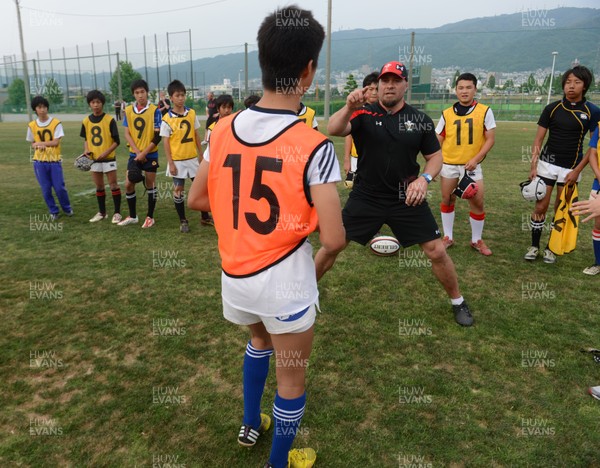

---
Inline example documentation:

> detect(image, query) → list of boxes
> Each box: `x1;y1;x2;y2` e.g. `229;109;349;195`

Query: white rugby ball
368;235;400;256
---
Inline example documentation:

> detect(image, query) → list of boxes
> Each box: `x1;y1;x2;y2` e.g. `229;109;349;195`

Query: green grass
1;120;600;467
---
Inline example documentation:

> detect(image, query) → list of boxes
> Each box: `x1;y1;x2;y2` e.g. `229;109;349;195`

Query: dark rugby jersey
350;102;439;199
538;98;600;169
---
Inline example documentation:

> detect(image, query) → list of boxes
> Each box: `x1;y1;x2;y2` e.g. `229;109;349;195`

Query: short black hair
257;6;325;93
130;79;149;93
86;90;106;105
31;95;49;111
216;94;234;109
244;95;260;108
167;80;186;97
363;72;379;88
456;73;477;87
562;65;593;96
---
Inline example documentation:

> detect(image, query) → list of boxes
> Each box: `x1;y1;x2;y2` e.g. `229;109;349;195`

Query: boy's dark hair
130;79;149;93
561;65;593;96
86;90;106;105
31;95;49;111
216;94;234;109
456;73;477;87
167;80;186;97
244;95;260;108
363;72;379;88
257;6;325;93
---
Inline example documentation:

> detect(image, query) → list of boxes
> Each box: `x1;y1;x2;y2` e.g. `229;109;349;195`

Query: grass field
1;118;600;467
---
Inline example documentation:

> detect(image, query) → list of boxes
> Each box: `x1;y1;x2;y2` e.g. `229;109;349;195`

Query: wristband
421;173;432;184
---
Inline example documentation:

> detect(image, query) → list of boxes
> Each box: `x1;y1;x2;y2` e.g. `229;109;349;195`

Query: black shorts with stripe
342;191;441;247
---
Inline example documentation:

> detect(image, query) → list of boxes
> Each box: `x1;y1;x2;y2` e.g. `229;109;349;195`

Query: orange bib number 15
223;154;283;235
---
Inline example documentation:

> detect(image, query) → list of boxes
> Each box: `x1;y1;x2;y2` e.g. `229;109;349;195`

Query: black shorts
342;191;441;247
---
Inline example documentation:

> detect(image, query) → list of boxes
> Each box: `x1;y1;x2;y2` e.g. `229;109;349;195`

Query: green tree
44;78;64;106
343;74;358;96
109;61;143;103
502;79;515;90
487;74;496;90
524;73;537;93
7;78;26;109
452;70;461;87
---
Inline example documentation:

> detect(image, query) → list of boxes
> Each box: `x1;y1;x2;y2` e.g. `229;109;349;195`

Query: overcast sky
1;0;598;59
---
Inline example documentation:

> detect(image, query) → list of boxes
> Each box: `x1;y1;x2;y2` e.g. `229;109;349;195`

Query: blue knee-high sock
243;341;273;428
593;229;600;265
269;392;306;468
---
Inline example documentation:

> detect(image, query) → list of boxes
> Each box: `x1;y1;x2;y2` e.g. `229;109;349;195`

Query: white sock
450;296;464;306
441;204;455;239
470;212;485;243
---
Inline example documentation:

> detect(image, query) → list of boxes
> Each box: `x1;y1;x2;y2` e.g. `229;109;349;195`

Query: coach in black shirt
316;61;474;326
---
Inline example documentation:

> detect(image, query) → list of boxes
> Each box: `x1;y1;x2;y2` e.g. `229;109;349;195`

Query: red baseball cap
378;61;407;80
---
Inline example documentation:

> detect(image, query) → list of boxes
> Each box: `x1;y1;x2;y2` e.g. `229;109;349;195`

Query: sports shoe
117;216;139;226
111;213;122;224
452;301;473;327
50;213;60;221
524;246;539;261
238;413;271;447
442;236;454;249
180;219;190;233
288;448;317;468
583;264;600;276
200;216;214;227
65;210;74;217
589;386;600;400
89;212;106;223
142;217;155;229
471;239;492;256
543;248;556;264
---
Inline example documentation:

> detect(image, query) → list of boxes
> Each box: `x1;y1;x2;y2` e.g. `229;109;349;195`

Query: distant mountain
29;7;599;93
158;7;599;88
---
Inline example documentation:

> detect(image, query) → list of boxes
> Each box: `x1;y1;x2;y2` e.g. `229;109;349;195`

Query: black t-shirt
158;98;171;116
206;99;218;128
350;102;440;200
538;98;600;168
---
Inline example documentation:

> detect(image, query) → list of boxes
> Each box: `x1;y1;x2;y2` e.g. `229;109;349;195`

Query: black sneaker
180;219;190;233
452;301;474;327
238;413;271;447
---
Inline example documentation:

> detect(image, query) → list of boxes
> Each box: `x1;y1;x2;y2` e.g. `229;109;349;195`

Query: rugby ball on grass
368;235;400;256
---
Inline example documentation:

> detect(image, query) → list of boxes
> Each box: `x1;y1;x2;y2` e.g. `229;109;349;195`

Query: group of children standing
27;79;238;232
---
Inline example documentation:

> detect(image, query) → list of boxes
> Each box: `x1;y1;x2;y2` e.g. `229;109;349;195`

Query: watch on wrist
421;173;432;184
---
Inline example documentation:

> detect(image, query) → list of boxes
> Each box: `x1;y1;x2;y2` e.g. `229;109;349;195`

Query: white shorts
440;163;483;181
350;156;357;172
90;160;117;173
223;302;316;334
166;158;199;179
537;160;582;185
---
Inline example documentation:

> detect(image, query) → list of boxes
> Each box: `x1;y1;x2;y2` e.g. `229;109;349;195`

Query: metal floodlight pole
15;0;32;120
189;29;194;95
62;47;70;104
408;31;415;102
324;0;332;121
547;51;558;105
48;49;54;79
116;52;122;102
76;45;83;97
244;42;248;95
143;35;149;84
91;43;97;89
154;34;160;91
166;32;172;82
